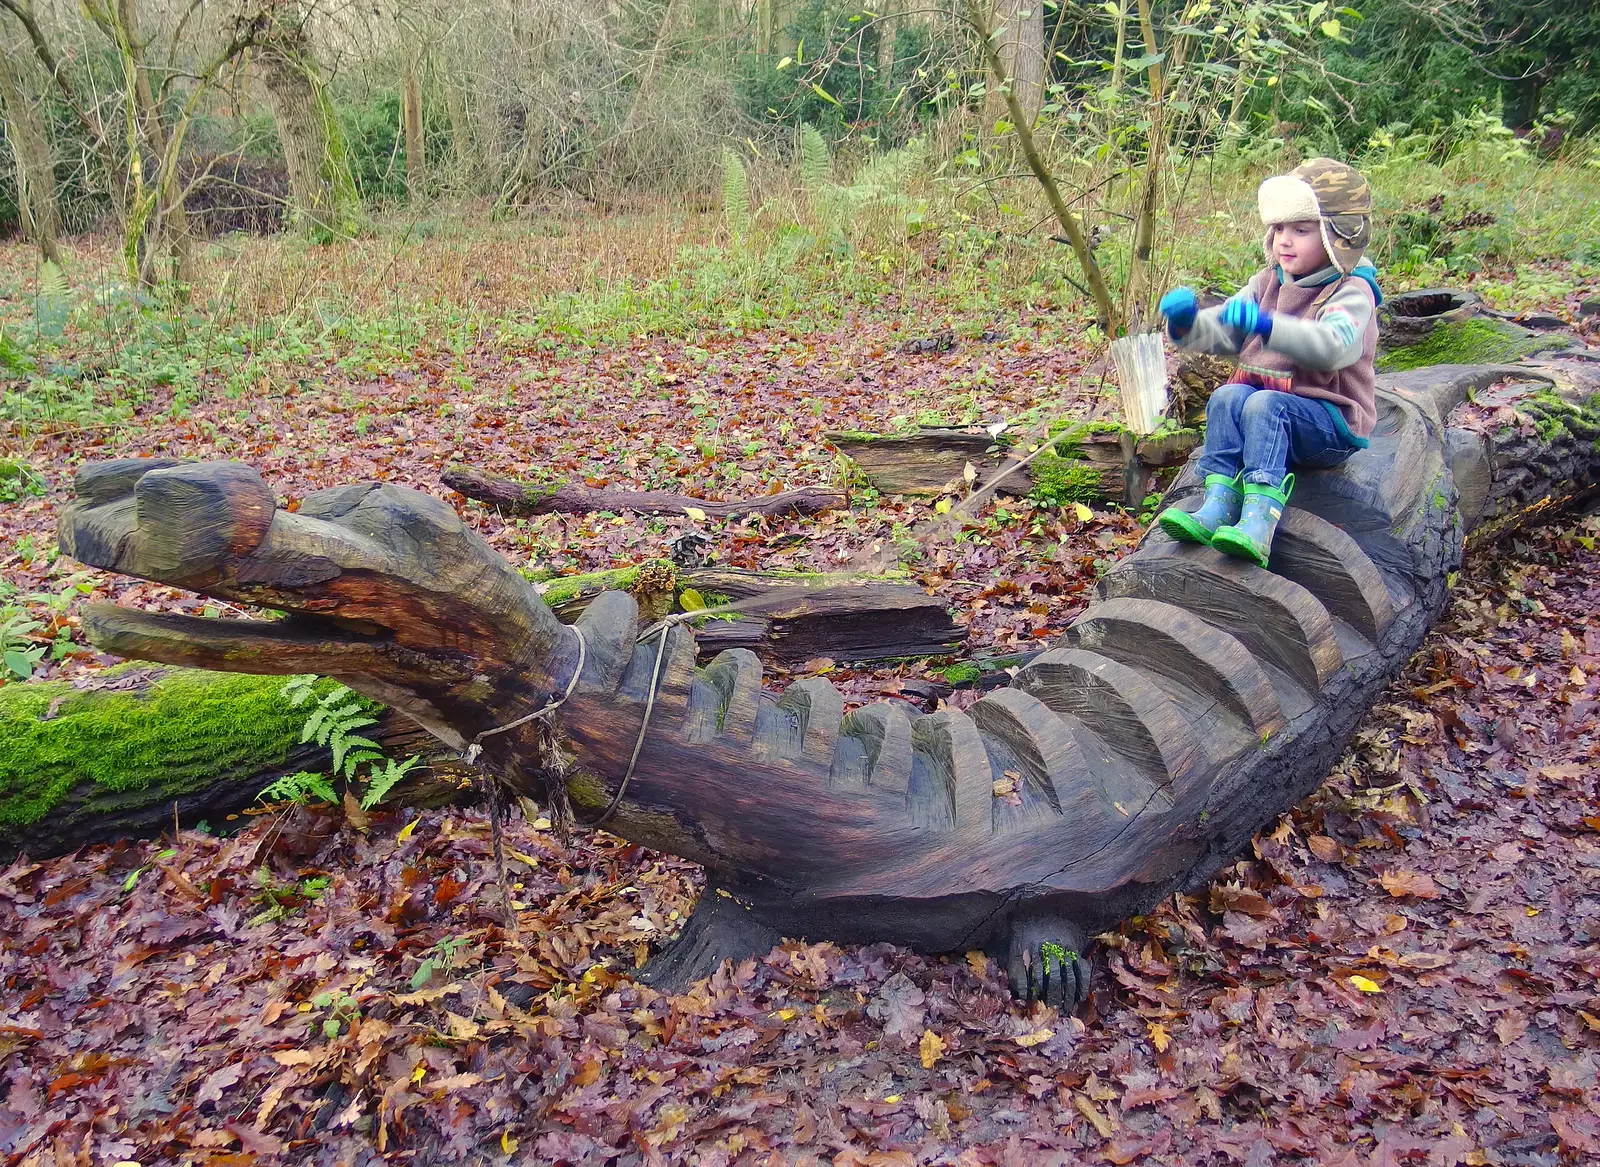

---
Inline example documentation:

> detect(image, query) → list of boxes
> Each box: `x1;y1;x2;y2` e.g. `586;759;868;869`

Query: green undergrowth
0;667;341;829
1377;318;1576;372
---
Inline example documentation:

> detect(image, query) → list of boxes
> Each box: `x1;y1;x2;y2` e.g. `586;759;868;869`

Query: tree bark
442;464;843;518
0;44;63;266
256;10;363;238
401;40;425;200
964;0;1119;333
876;0;898;84
986;0;1045;125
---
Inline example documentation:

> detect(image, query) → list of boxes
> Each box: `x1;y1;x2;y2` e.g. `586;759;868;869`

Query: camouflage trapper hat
1257;157;1373;275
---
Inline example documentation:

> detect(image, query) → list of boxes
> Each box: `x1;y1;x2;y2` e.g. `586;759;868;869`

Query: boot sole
1211;526;1269;567
1157;509;1213;545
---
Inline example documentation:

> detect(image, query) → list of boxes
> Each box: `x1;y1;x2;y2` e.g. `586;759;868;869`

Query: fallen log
0;667;469;863
828;422;1198;508
48;356;1600;1006
534;563;963;666
679;569;965;665
442;464;843;519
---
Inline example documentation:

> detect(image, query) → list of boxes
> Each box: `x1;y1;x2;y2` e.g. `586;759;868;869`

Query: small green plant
258;769;338;804
284;674;384;779
722;147;752;239
248;867;331;925
0;460;46;503
411;933;472;990
799;124;830;193
311;989;361;1039
359;755;421;811
265;676;421;810
1;611;47;681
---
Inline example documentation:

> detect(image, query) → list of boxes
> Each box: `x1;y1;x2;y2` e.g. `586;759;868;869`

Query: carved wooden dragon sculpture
57;361;1600;1005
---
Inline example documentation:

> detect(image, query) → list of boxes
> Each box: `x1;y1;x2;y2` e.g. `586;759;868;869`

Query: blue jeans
1197;383;1356;488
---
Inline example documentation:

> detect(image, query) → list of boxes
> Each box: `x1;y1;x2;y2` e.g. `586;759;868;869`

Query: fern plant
360;755;421;811
799;124;831;193
34;260;70;340
259;770;338;804
264;676;419;810
721;147;751;239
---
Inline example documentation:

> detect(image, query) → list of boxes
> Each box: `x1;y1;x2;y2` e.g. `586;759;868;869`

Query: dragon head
59;458;581;752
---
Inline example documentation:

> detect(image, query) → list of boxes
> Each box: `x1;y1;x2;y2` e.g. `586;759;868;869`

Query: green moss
1029;450;1104;505
1377;318;1574;372
938;662;981;685
534;564;649;607
519;480;562;507
0;668;323;829
829;429;895;443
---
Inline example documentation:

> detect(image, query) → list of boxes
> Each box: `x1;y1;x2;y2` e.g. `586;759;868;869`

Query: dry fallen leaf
1379;870;1440;900
919;1028;946;1069
1074;1091;1116;1137
1348;975;1384;994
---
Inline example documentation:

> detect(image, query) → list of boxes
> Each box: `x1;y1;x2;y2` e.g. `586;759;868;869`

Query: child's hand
1221;297;1274;339
1159;287;1198;337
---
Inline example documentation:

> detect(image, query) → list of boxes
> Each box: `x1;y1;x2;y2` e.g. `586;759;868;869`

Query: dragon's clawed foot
1005;916;1092;1008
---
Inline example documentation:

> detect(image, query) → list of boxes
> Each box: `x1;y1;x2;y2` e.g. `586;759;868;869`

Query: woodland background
2;1;1600;1165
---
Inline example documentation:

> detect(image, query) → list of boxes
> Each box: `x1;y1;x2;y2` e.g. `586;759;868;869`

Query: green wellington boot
1157;472;1244;545
1211;474;1294;567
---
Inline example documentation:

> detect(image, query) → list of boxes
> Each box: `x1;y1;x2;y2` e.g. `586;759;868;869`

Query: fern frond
800;125;831;193
332;733;383;776
258;770;337;805
722;147;751;238
38;260;68;298
360;756;421;811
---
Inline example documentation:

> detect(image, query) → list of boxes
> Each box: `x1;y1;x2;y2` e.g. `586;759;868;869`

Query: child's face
1271;221;1330;276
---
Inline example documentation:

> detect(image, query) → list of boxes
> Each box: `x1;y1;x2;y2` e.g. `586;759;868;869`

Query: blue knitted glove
1159;287;1198;337
1221;297;1273;339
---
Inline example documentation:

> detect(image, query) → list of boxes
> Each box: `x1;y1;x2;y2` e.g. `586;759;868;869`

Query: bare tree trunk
965;0;1120;333
877;0;898;83
256;11;363;238
400;41;425;201
0;43;62;266
94;0;194;286
441;64;473;186
986;0;1044;124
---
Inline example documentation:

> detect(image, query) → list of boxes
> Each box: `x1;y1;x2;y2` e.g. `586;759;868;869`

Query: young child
1155;157;1383;566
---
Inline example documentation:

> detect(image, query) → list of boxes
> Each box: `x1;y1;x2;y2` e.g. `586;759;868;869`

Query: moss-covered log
0;667;467;863
829;422;1175;507
1377;317;1578;372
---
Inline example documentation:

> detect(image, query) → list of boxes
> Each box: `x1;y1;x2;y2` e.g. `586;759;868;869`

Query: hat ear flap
1263;226;1276;266
1319;220;1346;274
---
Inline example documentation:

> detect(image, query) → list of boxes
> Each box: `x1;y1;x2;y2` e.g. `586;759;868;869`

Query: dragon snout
61;458;277;584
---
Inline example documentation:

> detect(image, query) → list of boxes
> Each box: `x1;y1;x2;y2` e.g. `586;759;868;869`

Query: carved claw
1006;916;1092;1009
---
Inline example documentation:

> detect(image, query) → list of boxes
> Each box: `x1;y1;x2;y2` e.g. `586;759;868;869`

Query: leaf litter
2;249;1599;1161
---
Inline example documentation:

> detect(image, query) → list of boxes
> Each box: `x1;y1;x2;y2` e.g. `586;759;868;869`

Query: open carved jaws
60;459;581;753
